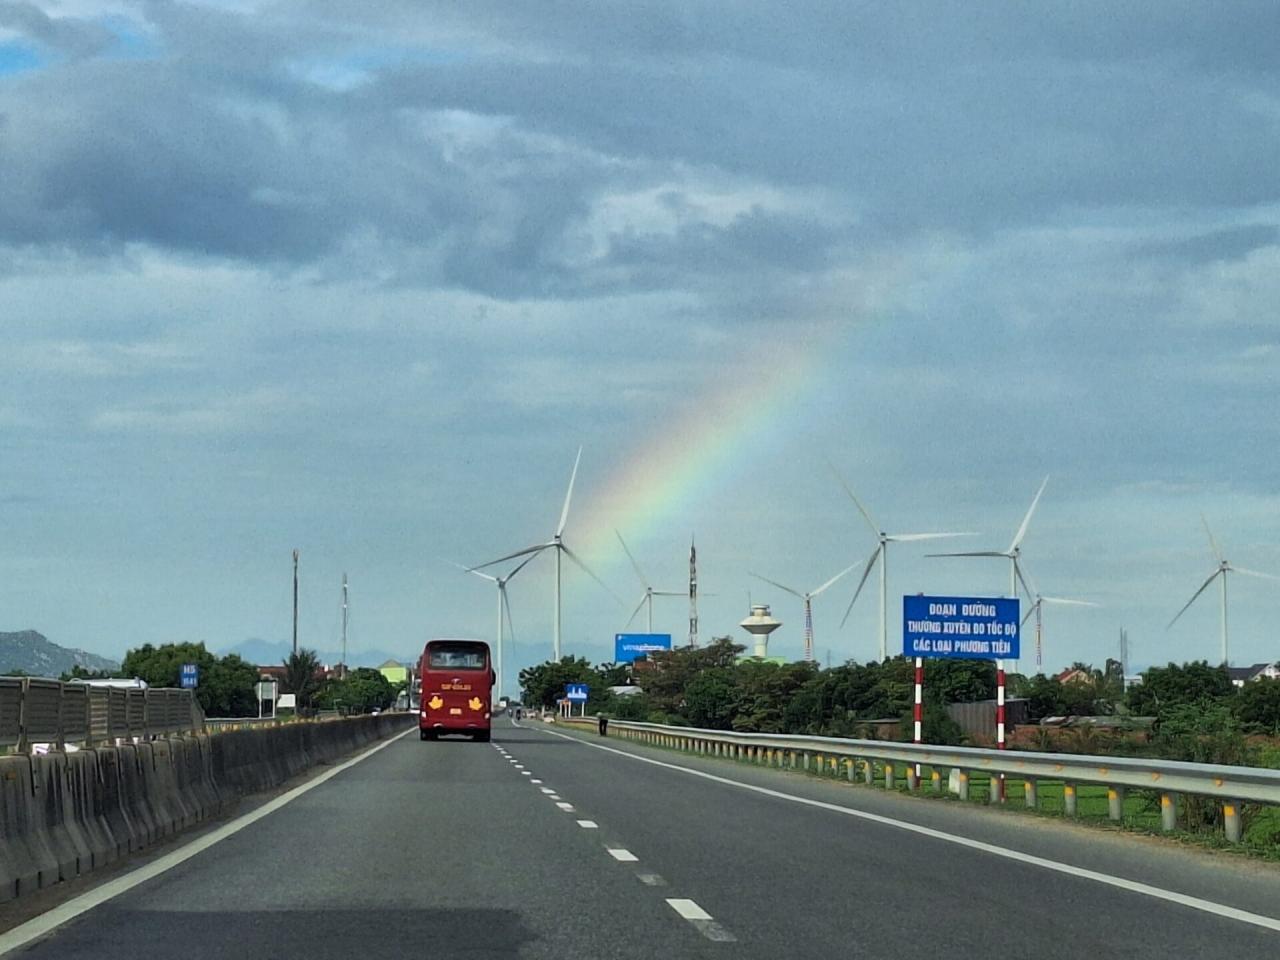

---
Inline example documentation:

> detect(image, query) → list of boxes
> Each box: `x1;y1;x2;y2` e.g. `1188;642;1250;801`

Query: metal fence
0;678;204;752
566;717;1280;844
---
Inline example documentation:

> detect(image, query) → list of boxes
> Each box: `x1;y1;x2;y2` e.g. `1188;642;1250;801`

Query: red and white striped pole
995;658;1006;802
913;656;924;779
913;657;924;745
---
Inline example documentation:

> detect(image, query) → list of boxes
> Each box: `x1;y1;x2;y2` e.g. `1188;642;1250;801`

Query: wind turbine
928;476;1050;604
471;447;620;661
1019;568;1098;667
615;531;686;633
749;561;861;662
449;553;537;702
1168;517;1280;666
831;466;976;661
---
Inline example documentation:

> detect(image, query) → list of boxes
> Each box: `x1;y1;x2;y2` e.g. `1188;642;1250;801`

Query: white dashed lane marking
556;801;575;811
666;899;737;942
531;779;543;784
637;873;667;886
607;848;638;862
577;820;598;829
539;788;556;795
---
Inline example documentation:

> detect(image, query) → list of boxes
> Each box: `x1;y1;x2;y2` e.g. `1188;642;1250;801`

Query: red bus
418;638;494;741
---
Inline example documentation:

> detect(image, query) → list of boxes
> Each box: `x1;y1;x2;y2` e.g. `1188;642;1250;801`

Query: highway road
3;717;1280;958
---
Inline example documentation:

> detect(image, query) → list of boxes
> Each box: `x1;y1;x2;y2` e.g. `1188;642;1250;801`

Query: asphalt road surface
4;717;1280;958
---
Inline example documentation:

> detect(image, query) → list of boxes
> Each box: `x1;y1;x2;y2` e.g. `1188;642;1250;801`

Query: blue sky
1;1;1278;681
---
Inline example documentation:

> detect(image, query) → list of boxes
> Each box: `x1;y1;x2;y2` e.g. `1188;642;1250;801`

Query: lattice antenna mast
688;535;699;648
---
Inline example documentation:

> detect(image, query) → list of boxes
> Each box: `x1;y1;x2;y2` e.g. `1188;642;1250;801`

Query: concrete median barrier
1;713;413;904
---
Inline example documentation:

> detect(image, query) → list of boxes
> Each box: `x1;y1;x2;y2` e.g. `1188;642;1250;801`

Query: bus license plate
449;708;462;715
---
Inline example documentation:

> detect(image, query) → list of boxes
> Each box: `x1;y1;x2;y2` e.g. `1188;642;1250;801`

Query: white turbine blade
561;542;626;605
624;595;647;629
614;530;651;589
1167;569;1222;629
470;542;552;571
556;446;583;537
651;590;686;597
885;532;977;542
811;558;863;598
925;550;1008;559
1018;561;1041;600
1231;565;1280;583
839;545;882;628
1008;475;1049;553
1041;597;1099;607
748;571;803;599
1202;515;1224;564
446;558;498;582
506;551;540;580
502;585;518;646
1020;599;1040;627
1013;558;1034;602
827;459;881;537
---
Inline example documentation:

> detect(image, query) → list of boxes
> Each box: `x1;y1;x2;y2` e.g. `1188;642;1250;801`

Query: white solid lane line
0;726;417;958
530;724;1280;935
577;820;599;829
607;848;639;862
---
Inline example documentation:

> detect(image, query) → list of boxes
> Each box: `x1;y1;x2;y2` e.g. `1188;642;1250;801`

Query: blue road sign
180;663;199;689
903;596;1020;660
614;633;673;663
565;683;589;702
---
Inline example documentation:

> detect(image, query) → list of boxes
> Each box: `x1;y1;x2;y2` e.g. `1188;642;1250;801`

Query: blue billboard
614;633;673;663
180;663;199;689
565;683;589;702
903;596;1020;660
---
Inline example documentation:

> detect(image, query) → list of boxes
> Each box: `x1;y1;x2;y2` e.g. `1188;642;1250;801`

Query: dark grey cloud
0;1;113;59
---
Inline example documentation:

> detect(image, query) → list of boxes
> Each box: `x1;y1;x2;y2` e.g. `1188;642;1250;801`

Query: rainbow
575;318;849;558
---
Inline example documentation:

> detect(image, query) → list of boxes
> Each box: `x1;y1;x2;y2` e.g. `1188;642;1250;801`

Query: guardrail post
846;758;856;782
931;768;943;793
905;765;918;792
862;760;874;785
1223;800;1242;843
802;751;810;771
956;770;969;801
1063;782;1078;816
1024;778;1038;809
884;763;895;790
1107;786;1124;822
1160;792;1177;831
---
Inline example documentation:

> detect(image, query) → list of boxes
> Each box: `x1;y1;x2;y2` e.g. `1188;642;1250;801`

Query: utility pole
341;572;348;679
688;535;699;648
292;549;299;657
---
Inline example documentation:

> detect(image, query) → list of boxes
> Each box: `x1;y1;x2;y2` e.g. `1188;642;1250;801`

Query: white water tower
739;604;782;659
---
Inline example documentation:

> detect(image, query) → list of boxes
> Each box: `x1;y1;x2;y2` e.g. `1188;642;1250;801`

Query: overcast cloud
1;1;1278;677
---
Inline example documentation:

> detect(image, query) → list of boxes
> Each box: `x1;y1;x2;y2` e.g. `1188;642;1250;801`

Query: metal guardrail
567;718;1280;844
0;678;204;752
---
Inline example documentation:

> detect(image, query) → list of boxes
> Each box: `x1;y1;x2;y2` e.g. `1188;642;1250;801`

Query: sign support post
996;659;1006;802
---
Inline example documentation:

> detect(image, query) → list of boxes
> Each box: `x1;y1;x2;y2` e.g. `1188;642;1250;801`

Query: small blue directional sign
903;596;1020;660
565;683;589;702
179;663;199;689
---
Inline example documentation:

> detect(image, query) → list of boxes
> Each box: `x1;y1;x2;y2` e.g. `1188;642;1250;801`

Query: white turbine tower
1019;568;1097;667
831;466;975;661
471;447;620;661
749;562;860;662
615;531;685;633
1168;517;1280;666
928;476;1050;604
450;554;536;702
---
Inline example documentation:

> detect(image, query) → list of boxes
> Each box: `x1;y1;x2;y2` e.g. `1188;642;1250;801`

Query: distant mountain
0;630;120;678
219;637;413;669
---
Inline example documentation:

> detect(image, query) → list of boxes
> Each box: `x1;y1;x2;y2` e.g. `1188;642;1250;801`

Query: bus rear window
428;643;488;670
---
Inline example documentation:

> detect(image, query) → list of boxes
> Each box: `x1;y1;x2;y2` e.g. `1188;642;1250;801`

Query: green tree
518;656;598;709
60;665;118;681
1236;678;1280;733
683;668;738;729
1127;661;1234;716
317;667;395;713
282;648;323;713
120;642;258;716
